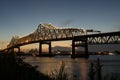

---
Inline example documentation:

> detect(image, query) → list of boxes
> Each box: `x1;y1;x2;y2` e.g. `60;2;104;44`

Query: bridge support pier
7;47;20;54
39;42;42;55
39;41;52;56
71;37;89;58
17;47;20;53
72;40;75;57
49;42;51;54
14;47;21;53
85;38;88;57
9;48;14;53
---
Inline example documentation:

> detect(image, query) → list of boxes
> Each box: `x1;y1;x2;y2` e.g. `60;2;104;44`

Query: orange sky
20;41;71;52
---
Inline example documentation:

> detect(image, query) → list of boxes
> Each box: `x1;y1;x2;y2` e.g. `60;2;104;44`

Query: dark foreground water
23;55;120;80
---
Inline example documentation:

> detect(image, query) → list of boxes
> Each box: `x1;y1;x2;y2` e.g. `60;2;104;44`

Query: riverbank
0;52;52;80
1;52;120;80
24;55;120;80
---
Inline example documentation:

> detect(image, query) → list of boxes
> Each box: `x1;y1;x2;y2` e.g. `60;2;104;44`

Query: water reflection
79;59;89;80
23;55;120;80
24;56;89;80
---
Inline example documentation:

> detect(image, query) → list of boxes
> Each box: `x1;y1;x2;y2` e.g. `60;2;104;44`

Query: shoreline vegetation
0;52;120;80
0;52;52;80
89;58;120;80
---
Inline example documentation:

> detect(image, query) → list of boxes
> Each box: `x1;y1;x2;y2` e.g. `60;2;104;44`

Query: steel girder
74;32;120;47
7;23;85;48
87;35;120;44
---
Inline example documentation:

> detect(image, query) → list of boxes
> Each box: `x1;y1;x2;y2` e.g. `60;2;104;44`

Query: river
23;55;120;80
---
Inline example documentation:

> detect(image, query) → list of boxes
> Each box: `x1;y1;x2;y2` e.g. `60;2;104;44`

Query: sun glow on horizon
20;41;71;52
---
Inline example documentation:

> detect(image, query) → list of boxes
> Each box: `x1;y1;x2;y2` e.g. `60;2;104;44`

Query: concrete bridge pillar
9;48;14;53
72;39;75;57
39;42;42;55
85;38;88;57
12;47;20;53
49;42;51;54
11;47;21;53
71;37;89;58
17;47;20;53
39;41;52;55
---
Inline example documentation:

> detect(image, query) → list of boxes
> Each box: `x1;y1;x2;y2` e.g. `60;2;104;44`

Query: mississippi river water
23;55;120;80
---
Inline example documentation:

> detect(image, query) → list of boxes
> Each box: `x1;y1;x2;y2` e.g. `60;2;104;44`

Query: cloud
61;18;75;27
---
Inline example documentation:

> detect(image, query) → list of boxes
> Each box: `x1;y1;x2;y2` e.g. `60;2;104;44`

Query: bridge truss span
7;23;85;48
88;35;120;44
74;31;120;47
34;24;85;40
87;31;120;44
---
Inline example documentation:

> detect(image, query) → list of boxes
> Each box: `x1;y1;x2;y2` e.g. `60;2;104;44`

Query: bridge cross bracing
73;31;120;47
7;23;85;48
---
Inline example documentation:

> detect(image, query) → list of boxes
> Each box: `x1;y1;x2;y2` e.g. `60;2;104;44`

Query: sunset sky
0;0;120;50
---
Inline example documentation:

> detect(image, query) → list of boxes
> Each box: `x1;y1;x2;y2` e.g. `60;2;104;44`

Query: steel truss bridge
74;31;120;46
6;23;85;55
1;23;120;57
72;31;120;57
